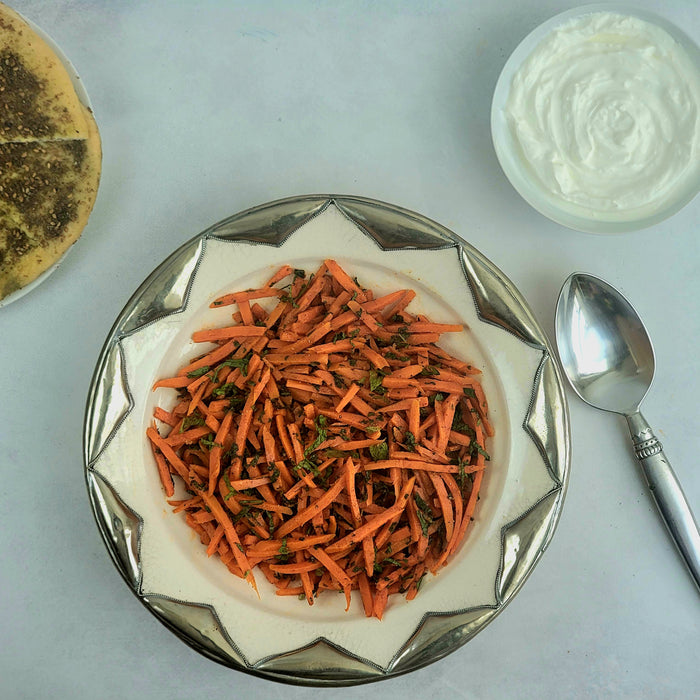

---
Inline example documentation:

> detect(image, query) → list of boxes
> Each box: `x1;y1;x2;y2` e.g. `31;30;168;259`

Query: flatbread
0;115;101;298
0;2;89;141
0;2;101;301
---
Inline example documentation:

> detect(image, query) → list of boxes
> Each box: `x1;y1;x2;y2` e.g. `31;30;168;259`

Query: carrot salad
147;260;493;619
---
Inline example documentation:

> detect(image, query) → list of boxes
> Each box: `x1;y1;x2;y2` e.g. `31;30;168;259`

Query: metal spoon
555;272;700;591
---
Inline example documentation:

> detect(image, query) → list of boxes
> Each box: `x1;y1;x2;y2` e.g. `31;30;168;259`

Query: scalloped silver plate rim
83;194;571;686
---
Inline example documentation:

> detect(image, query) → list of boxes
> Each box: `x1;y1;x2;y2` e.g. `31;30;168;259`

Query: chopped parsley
199;435;222;449
179;411;205;433
186;366;210;378
369;441;389;461
368;369;386;394
404;431;417;452
305;415;328;455
419;365;440;377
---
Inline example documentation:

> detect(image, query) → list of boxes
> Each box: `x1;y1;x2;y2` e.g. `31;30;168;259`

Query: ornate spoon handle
626;412;700;592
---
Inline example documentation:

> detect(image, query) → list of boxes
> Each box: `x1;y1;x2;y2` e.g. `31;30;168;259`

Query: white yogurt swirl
506;12;700;220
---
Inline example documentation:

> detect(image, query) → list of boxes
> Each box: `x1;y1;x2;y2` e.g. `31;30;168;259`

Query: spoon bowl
556;273;655;415
555;272;700;592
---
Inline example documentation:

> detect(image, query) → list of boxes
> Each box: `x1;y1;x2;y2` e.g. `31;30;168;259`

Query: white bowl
491;4;700;234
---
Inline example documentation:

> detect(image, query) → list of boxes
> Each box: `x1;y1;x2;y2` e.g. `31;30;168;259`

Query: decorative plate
84;195;570;686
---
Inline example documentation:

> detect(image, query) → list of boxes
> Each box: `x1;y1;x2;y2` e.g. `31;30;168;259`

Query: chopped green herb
471;443;491;461
276;538;290;563
324;448;347;459
212;382;237;398
223;443;239;461
199;435;222;449
390;326;410;348
404;431;417;451
186;366;210;378
222;471;236;500
416;509;430;537
179;411;205;433
419;365;440;377
369;369;386;394
451;413;476;437
382;557;402;568
369;441;389;461
305;415;328;456
457;461;473;491
295;457;320;476
385;351;410;361
219;353;252;377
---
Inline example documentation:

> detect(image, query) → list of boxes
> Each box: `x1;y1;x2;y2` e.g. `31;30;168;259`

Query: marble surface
1;1;698;698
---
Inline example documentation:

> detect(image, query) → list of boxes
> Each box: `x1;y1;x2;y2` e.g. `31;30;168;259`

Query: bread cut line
0;2;101;301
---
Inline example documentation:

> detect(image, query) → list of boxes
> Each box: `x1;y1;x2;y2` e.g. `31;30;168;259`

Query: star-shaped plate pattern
84;195;570;686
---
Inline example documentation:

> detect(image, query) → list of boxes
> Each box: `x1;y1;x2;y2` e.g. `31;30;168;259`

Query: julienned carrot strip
187;379;208;416
429;473;454;544
345;457;361;524
152;375;193;391
208;410;233;494
263;264;294;288
191;325;267;343
147;260;492;619
177;338;238;377
407;322;463;333
446;470;484;560
275;477;346;538
264;352;329;366
359;345;389;369
246;534;334;557
146;427;189;481
364;459;460;473
295;264;328;312
269;560;320;574
151;444;175;497
334;382;360;412
327;438;382;451
154;406;179;426
357;571;374;616
211;287;282;307
200;492;258;594
380;289;416;319
377;397;429;413
327;477;415;552
408;398;420;439
324;259;366;302
308;546;352;610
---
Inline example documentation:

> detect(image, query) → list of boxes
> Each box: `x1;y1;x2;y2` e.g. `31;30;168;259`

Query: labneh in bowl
491;4;700;234
84;195;570;685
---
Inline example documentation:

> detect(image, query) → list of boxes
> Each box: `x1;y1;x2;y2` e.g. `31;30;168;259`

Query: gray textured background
1;1;698;698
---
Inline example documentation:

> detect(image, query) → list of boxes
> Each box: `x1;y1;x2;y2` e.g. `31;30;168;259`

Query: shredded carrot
147;261;492;619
